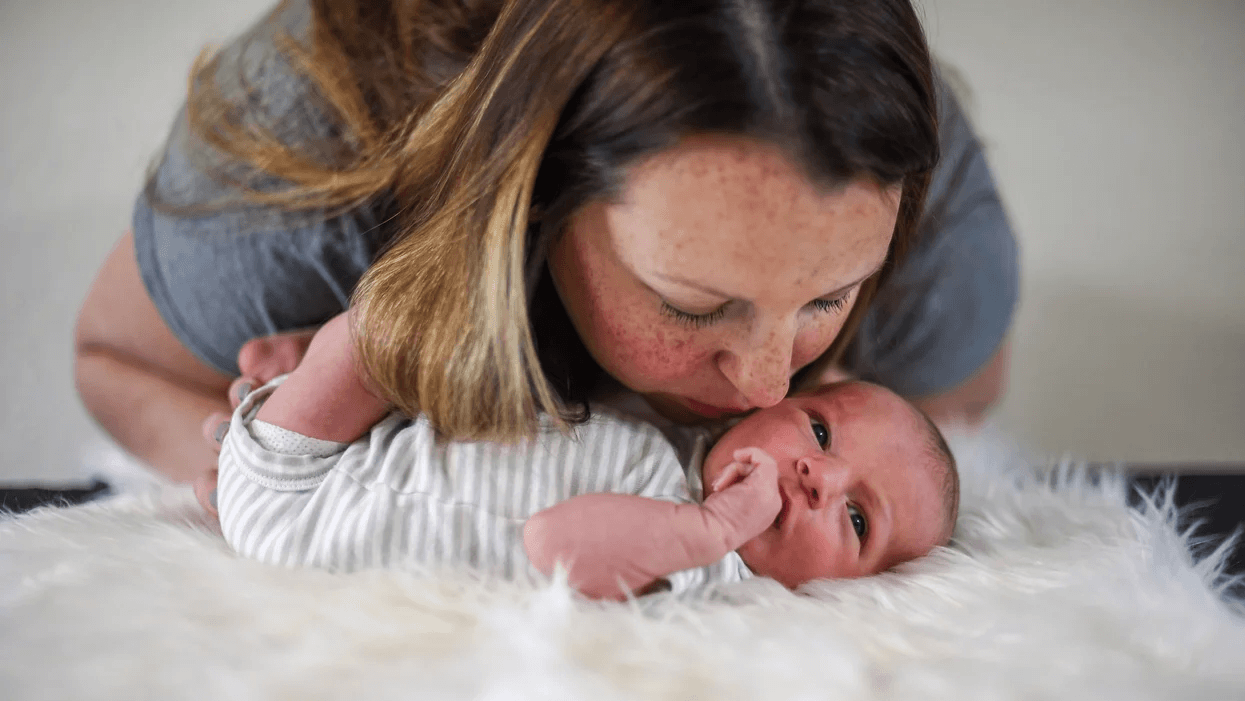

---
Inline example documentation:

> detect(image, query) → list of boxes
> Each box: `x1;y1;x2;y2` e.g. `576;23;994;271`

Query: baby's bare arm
524;496;733;600
252;311;389;443
523;452;779;600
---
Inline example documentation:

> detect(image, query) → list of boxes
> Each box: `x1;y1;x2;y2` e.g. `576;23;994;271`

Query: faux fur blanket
2;433;1243;700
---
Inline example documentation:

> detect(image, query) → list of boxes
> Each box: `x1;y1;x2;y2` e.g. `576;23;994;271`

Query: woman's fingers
194;468;219;517
228;376;256;409
201;411;231;454
207;327;317;519
236;327;318;384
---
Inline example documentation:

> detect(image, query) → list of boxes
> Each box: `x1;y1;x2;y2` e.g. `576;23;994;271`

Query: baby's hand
701;448;782;552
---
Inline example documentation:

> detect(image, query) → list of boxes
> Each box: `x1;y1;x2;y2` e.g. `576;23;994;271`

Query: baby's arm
252;311;389;443
523;449;780;600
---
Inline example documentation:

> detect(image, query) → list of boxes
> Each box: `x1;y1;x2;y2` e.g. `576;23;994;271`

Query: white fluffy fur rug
2;432;1244;700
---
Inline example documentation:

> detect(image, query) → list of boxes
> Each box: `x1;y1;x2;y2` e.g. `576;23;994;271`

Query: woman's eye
848;504;868;540
809;293;850;314
810;420;830;449
660;301;727;329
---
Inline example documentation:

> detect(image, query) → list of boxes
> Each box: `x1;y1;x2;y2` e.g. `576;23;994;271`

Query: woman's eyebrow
829;260;886;298
649;272;732;297
652;260;886;301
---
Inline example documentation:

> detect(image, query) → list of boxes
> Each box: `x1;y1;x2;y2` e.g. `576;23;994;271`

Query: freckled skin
548;135;900;423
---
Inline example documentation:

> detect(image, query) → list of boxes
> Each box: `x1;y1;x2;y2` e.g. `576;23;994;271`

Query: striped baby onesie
216;379;752;595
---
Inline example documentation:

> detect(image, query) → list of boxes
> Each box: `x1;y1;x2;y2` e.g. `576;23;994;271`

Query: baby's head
702;381;958;589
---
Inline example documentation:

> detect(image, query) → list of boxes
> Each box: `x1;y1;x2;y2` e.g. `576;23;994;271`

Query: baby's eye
848;504;868;540
810;419;830;449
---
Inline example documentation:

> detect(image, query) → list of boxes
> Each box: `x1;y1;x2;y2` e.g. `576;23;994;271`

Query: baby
217;366;957;600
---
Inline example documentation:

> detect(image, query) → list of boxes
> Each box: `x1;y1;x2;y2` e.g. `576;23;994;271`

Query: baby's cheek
739;527;852;587
794;289;867;370
736;535;793;585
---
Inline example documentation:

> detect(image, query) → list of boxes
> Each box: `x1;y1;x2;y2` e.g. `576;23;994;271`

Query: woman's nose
717;324;794;408
796;455;850;510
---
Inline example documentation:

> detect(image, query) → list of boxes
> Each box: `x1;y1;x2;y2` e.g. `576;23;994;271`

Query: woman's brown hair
180;0;939;441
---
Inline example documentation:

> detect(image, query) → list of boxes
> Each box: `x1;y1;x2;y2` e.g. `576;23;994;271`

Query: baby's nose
796;455;849;509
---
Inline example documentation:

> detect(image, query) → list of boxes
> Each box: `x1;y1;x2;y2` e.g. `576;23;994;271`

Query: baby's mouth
773;487;791;530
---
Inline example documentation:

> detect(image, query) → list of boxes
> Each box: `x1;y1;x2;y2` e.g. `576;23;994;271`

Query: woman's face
548;135;900;423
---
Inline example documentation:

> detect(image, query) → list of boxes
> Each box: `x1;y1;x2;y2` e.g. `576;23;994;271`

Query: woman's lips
685;398;748;419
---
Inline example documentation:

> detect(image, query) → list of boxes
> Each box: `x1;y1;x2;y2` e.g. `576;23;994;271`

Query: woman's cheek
599;314;711;388
792;317;844;370
792;287;865;371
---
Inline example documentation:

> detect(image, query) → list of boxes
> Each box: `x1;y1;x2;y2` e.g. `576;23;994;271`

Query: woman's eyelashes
809;293;850;314
659;301;727;329
659;292;852;329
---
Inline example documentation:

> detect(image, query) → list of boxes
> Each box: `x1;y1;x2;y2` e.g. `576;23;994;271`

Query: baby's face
702;382;945;588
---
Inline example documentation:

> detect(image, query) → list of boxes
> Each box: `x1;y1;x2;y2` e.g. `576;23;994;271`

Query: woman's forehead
622;134;816;200
599;138;898;299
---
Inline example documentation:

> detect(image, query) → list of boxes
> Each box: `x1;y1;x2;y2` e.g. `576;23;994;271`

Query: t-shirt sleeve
844;74;1020;398
131;0;392;375
217;377;344;494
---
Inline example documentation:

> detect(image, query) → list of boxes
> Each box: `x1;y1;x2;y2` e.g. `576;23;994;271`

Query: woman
73;0;1016;493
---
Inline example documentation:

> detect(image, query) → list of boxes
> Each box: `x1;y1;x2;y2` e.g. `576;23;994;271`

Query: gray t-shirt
133;0;1018;398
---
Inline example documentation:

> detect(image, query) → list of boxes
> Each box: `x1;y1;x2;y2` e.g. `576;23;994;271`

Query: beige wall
0;0;1241;483
921;0;1245;462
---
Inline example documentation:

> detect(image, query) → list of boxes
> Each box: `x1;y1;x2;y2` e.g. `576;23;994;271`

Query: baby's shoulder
577;404;661;432
569;406;678;451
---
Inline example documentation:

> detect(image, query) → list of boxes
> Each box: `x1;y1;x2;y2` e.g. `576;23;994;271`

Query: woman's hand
194;329;318;516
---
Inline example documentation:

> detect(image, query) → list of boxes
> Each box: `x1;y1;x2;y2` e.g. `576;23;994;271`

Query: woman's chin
641;393;717;424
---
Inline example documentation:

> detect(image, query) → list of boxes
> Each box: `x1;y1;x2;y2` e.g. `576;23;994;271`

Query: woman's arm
912;338;1011;427
523;450;779;600
74;231;234;482
75;231;330;495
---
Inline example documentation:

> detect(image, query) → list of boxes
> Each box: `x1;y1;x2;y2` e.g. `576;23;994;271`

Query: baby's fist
703;447;781;551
